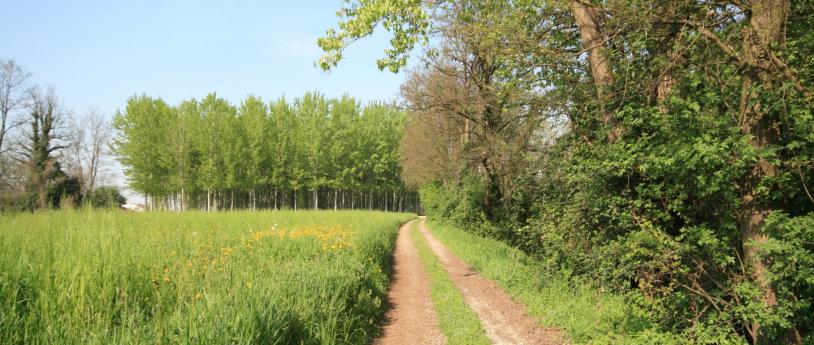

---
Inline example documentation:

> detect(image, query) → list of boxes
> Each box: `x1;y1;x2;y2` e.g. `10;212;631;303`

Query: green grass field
0;210;414;344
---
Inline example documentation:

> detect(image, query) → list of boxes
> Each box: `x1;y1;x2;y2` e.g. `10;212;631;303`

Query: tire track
376;220;446;345
418;220;563;345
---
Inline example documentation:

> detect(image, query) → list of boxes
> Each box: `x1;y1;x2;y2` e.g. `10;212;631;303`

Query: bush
419;177;497;237
85;187;127;209
422;97;814;343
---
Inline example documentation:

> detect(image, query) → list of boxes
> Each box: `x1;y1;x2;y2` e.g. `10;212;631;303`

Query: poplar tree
113;95;173;209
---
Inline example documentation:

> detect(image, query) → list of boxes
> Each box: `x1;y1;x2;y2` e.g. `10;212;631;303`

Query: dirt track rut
377;218;563;345
376;220;446;345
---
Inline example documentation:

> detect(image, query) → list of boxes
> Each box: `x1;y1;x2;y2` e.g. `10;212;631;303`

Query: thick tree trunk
569;0;618;141
738;1;799;343
654;6;682;114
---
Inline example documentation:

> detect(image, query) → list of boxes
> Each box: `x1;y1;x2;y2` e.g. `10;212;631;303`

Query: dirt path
376;220;446;345
418;220;563;345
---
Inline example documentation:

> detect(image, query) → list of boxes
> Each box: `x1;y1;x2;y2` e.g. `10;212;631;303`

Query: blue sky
2;0;412;116
2;0;415;200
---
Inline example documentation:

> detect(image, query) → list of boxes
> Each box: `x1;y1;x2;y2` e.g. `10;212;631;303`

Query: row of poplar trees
319;0;814;344
113;92;417;213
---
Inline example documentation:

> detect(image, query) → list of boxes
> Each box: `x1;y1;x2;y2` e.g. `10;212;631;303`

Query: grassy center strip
409;221;491;345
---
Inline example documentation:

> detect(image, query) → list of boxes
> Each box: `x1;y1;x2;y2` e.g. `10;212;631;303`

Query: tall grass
0;210;414;344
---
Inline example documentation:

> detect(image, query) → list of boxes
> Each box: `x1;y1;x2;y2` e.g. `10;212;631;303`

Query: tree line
0;59;122;211
321;0;814;343
113;92;418;213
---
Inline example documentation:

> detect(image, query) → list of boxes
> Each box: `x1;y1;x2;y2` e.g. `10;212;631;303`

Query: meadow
0;210;414;344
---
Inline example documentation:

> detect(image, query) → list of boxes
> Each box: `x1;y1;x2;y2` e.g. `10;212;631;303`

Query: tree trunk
569;0;618;141
657;73;675;113
738;1;798;343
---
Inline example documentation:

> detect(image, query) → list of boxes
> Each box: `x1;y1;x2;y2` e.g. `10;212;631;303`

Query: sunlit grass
425;221;677;345
0;209;414;344
410;221;490;345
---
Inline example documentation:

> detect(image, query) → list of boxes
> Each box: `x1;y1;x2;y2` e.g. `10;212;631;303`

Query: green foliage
112;95;174;199
84;187;126;209
514;89;814;342
114;92;418;212
46;175;81;208
317;0;431;72
419;179;496;237
761;212;814;342
0;210;414;344
380;0;814;342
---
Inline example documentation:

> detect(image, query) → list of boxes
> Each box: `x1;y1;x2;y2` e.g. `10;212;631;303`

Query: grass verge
0;209;414;344
410;221;490;345
426;220;678;345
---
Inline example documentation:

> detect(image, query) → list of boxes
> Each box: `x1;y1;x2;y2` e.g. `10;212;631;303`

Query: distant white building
121;203;146;212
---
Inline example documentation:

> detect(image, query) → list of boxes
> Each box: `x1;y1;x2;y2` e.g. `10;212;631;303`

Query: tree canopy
322;0;814;343
113;92;417;213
